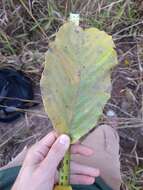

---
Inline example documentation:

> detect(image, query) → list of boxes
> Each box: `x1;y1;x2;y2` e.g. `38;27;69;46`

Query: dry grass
0;0;143;189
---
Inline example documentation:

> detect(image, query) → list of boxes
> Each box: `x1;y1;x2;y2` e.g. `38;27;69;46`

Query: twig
113;21;143;36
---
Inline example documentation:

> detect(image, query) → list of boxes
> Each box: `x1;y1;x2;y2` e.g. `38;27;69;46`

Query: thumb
40;134;70;175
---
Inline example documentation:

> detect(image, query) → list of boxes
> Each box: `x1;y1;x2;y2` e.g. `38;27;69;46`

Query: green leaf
40;22;118;143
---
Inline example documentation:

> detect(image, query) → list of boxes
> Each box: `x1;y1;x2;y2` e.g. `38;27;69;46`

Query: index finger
24;131;58;166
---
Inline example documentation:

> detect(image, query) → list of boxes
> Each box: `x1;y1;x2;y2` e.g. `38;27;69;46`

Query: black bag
0;68;35;122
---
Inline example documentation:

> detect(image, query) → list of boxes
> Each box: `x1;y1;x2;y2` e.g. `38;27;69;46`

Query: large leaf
40;22;118;143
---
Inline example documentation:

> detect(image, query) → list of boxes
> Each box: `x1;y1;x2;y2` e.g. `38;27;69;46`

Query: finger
39;131;58;146
70;161;100;177
24;131;57;166
70;174;95;185
71;144;93;156
40;134;70;176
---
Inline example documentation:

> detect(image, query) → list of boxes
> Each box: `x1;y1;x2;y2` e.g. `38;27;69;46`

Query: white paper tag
69;13;80;26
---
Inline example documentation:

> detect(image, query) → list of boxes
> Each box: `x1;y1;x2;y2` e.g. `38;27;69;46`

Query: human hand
12;131;99;190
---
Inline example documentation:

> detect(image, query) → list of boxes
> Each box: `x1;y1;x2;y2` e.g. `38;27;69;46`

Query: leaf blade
40;22;118;143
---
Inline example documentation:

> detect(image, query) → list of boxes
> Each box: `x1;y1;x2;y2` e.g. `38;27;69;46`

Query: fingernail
90;177;95;184
59;135;70;146
95;169;100;176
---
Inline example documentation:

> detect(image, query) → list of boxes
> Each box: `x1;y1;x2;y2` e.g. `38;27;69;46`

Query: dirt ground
0;1;143;189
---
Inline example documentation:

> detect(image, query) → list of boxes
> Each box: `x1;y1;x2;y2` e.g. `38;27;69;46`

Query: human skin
12;131;100;190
